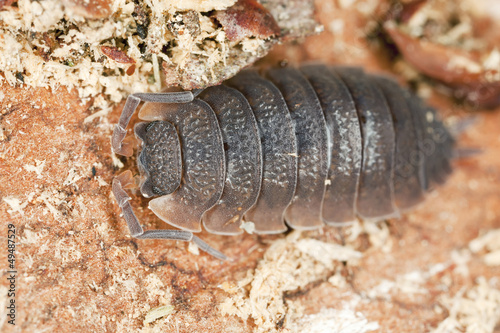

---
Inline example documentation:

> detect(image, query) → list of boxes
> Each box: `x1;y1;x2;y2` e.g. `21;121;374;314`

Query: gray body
111;65;455;259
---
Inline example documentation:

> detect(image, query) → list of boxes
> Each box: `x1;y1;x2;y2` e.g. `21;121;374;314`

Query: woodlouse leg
112;171;228;260
111;91;198;156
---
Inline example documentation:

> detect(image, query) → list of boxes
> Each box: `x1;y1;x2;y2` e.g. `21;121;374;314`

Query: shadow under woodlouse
111;64;455;260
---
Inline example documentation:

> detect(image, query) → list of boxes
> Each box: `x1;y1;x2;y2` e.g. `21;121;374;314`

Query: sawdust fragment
470;229;500;253
63;167;85;188
367;260;455;302
433;277;500;333
286;305;380;333
239;220;255;234
3;196;28;216
469;229;500;266
36;190;70;220
188;241;200;255
19;229;49;245
95;176;108;187
111;152;125;168
23;159;46;178
219;231;361;333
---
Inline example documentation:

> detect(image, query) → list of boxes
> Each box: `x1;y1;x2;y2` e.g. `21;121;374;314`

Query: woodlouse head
135;120;182;198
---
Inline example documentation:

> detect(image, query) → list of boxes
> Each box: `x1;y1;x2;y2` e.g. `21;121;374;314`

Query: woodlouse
111;64;455;260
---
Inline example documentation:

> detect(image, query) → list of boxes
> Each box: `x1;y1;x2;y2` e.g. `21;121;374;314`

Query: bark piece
213;0;280;41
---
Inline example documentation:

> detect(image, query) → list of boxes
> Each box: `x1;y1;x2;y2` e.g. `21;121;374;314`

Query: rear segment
368;76;425;210
406;94;454;188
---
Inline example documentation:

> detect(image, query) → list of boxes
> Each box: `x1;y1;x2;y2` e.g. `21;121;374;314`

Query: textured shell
135;65;454;235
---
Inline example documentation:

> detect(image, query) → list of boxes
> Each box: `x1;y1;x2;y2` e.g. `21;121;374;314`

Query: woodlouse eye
137;121;183;197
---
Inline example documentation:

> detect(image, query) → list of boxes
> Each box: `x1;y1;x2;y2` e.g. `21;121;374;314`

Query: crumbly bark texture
0;0;319;103
1;0;500;332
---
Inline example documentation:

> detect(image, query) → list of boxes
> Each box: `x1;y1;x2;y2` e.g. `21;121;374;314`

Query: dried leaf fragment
62;0;112;19
383;0;500;108
213;0;281;41
385;23;500;108
385;23;486;86
101;46;136;64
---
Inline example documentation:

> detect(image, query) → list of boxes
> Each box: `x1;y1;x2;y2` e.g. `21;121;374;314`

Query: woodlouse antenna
111;91;197;156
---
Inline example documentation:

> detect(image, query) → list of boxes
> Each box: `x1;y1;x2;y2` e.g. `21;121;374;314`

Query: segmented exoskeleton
111;65;454;260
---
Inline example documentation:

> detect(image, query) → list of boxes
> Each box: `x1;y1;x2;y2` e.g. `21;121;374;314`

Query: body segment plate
371;76;425;210
227;70;297;234
266;67;329;229
198;85;263;235
300;65;362;224
334;67;398;220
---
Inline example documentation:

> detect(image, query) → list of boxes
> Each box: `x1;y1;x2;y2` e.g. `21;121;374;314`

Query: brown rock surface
1;0;500;332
